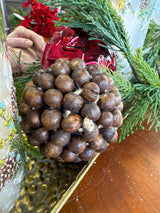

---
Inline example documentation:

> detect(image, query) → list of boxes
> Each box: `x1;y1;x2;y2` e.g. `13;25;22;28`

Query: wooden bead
97;111;113;128
68;135;87;154
71;68;90;87
61;114;81;133
40;142;63;157
70;58;86;70
41;109;62;130
81;103;101;121
91;73;109;92
81;82;100;102
43;89;63;108
50;59;70;76
63;92;84;112
26;109;41;128
51;130;71;146
98;93;116;111
55;74;74;93
23;87;44;109
60;149;77;162
79;148;96;161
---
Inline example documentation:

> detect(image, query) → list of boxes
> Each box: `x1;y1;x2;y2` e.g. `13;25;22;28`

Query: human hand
9;46;40;74
6;26;46;59
6;26;46;74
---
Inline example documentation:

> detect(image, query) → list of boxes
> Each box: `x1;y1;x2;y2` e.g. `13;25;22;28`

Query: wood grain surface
60;123;160;213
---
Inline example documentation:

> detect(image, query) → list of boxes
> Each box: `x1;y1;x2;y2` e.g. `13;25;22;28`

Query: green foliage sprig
105;49;160;141
143;20;160;71
132;48;160;87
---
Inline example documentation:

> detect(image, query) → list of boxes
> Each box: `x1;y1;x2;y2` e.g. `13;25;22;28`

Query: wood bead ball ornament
20;58;123;163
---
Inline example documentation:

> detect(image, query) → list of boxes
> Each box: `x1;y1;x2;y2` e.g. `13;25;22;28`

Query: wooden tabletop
60;123;160;213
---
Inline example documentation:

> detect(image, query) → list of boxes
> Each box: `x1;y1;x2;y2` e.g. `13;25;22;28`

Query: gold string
8;47;22;73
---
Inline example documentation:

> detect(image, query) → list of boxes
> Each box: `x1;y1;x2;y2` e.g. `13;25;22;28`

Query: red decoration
42;27;117;70
19;0;59;37
19;1;116;70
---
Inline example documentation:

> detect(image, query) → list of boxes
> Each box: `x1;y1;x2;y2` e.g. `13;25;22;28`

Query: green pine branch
118;83;160;141
132;48;160;87
104;68;135;102
143;20;160;70
55;1;132;59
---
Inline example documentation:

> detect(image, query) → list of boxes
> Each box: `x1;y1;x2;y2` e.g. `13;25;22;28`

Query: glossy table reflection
60;123;160;213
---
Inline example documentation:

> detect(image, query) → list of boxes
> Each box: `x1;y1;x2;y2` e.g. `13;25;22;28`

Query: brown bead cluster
20;58;123;163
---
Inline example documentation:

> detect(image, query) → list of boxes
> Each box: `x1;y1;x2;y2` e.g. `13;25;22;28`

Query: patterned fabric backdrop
0;2;25;212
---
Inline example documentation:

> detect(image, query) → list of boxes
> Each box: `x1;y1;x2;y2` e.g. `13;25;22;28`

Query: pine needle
143;20;160;70
132;48;160;87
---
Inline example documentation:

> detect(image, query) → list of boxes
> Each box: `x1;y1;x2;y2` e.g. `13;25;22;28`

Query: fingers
16;26;46;53
7;26;46;53
7;38;33;48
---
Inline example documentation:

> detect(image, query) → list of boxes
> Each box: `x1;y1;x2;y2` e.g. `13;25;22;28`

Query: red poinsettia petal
18;15;32;28
19;20;31;28
32;1;39;9
23;2;31;9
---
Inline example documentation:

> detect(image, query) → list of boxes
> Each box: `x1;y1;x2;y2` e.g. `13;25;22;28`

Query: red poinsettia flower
19;0;59;37
23;0;36;8
23;2;30;9
20;15;32;28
